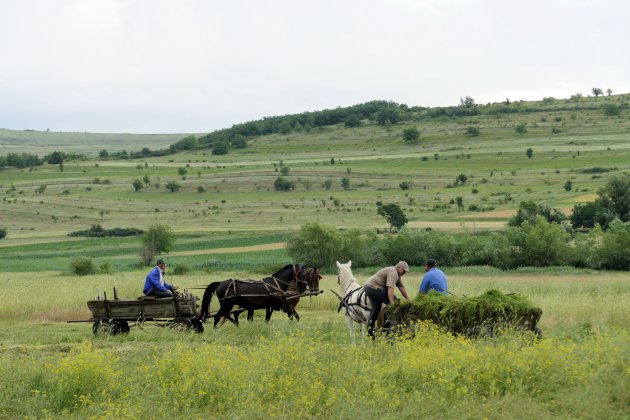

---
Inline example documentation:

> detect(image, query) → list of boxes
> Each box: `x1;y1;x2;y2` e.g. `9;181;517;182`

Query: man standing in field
419;259;448;294
363;261;412;336
143;258;178;298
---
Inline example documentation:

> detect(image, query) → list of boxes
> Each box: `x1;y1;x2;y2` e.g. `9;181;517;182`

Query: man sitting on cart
143;258;178;298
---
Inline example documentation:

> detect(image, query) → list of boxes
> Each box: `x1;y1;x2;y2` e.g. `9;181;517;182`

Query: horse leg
265;307;273;322
345;314;356;345
359;322;366;344
214;303;236;328
247;309;254;321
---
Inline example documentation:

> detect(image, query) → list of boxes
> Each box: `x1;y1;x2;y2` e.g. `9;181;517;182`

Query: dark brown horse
238;265;322;322
199;264;321;328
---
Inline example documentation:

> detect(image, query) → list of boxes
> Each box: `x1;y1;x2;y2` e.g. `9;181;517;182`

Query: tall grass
0;323;627;419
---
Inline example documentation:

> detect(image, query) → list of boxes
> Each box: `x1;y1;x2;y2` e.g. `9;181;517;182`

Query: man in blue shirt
419;259;448;294
143;258;177;298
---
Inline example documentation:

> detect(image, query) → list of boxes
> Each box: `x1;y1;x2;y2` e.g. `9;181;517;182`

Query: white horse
335;260;374;344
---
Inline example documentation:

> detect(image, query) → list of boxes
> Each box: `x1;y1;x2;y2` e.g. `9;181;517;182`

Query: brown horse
238;265;322;322
199;264;321;328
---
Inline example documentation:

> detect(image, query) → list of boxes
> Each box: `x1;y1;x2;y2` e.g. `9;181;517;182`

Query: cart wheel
92;319;116;335
191;318;205;334
171;317;193;332
113;320;130;334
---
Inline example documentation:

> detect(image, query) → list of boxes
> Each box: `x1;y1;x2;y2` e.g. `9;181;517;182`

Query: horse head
335;260;355;292
302;267;322;292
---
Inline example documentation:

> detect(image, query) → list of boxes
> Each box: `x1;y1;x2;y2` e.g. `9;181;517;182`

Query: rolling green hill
1;93;628;271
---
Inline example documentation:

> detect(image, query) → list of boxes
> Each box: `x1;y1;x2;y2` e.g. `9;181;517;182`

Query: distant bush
466;126;480;137
98;261;113;274
68;225;144;237
581;167;613;174
274;177;295;191
603;103;621;116
172;262;192;275
515;124;528;134
70;256;96;276
0;227;7;239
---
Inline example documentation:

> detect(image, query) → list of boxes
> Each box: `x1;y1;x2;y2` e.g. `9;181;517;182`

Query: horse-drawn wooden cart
69;288;204;335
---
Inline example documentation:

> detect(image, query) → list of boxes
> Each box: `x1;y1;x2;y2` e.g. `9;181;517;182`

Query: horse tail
200;281;221;320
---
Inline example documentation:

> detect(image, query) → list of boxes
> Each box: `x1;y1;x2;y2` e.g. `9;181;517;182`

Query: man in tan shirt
364;261;412;336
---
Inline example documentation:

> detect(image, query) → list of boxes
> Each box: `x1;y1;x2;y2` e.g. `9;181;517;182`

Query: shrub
172;262;192;275
603;103;621;116
274;177;295;191
402;127;420;144
70;256;96;276
0;227;6;239
98;261;113;274
515;123;527;134
466;126;480;137
596;219;630;270
286;222;344;268
493;217;574;269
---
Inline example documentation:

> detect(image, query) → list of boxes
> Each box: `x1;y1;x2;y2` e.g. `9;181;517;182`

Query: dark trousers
148;289;173;298
364;287;390;333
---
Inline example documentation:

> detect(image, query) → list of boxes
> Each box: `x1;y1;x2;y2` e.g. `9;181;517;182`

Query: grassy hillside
0;128;199;157
1;93;628;271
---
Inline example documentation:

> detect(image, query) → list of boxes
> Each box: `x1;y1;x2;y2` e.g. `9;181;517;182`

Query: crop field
1;270;629;418
1;94;629;418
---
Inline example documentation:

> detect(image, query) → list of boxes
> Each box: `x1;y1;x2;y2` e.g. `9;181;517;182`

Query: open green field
1;94;629;418
0;270;629;418
1;94;629;270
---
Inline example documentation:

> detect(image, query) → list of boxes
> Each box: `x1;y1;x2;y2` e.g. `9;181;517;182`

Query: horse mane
272;264;297;278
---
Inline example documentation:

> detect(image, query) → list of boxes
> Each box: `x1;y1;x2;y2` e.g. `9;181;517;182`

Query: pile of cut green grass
386;289;542;336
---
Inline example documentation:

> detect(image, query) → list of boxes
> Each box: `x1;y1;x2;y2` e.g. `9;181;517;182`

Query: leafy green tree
0;227;7;239
286;222;344;267
132;179;144;192
508;200;566;227
142;224;176;254
212;142;229;155
592;87;603;97
595;220;630;269
564;179;573;192
570;201;603;229
280;166;290;176
278;120;292;134
375;108;400;125
341;177;350;190
143;175;151;186
99;149;109;159
526;148;533;159
402;127;420;144
231;134;247;148
165;181;181;192
455;173;468;185
460;96;476;108
606;88;613;96
344;114;361;128
178;167;187;176
399;181;411;190
598;174;630;223
494;217;574;269
455;196;464;210
377;203;408;231
322;179;333;190
274;177;295;191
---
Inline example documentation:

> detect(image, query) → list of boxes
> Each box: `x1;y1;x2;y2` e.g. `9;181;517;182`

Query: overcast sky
1;0;628;134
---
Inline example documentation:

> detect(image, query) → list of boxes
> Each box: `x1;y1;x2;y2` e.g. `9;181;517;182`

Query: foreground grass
1;271;629;418
0;322;627;419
